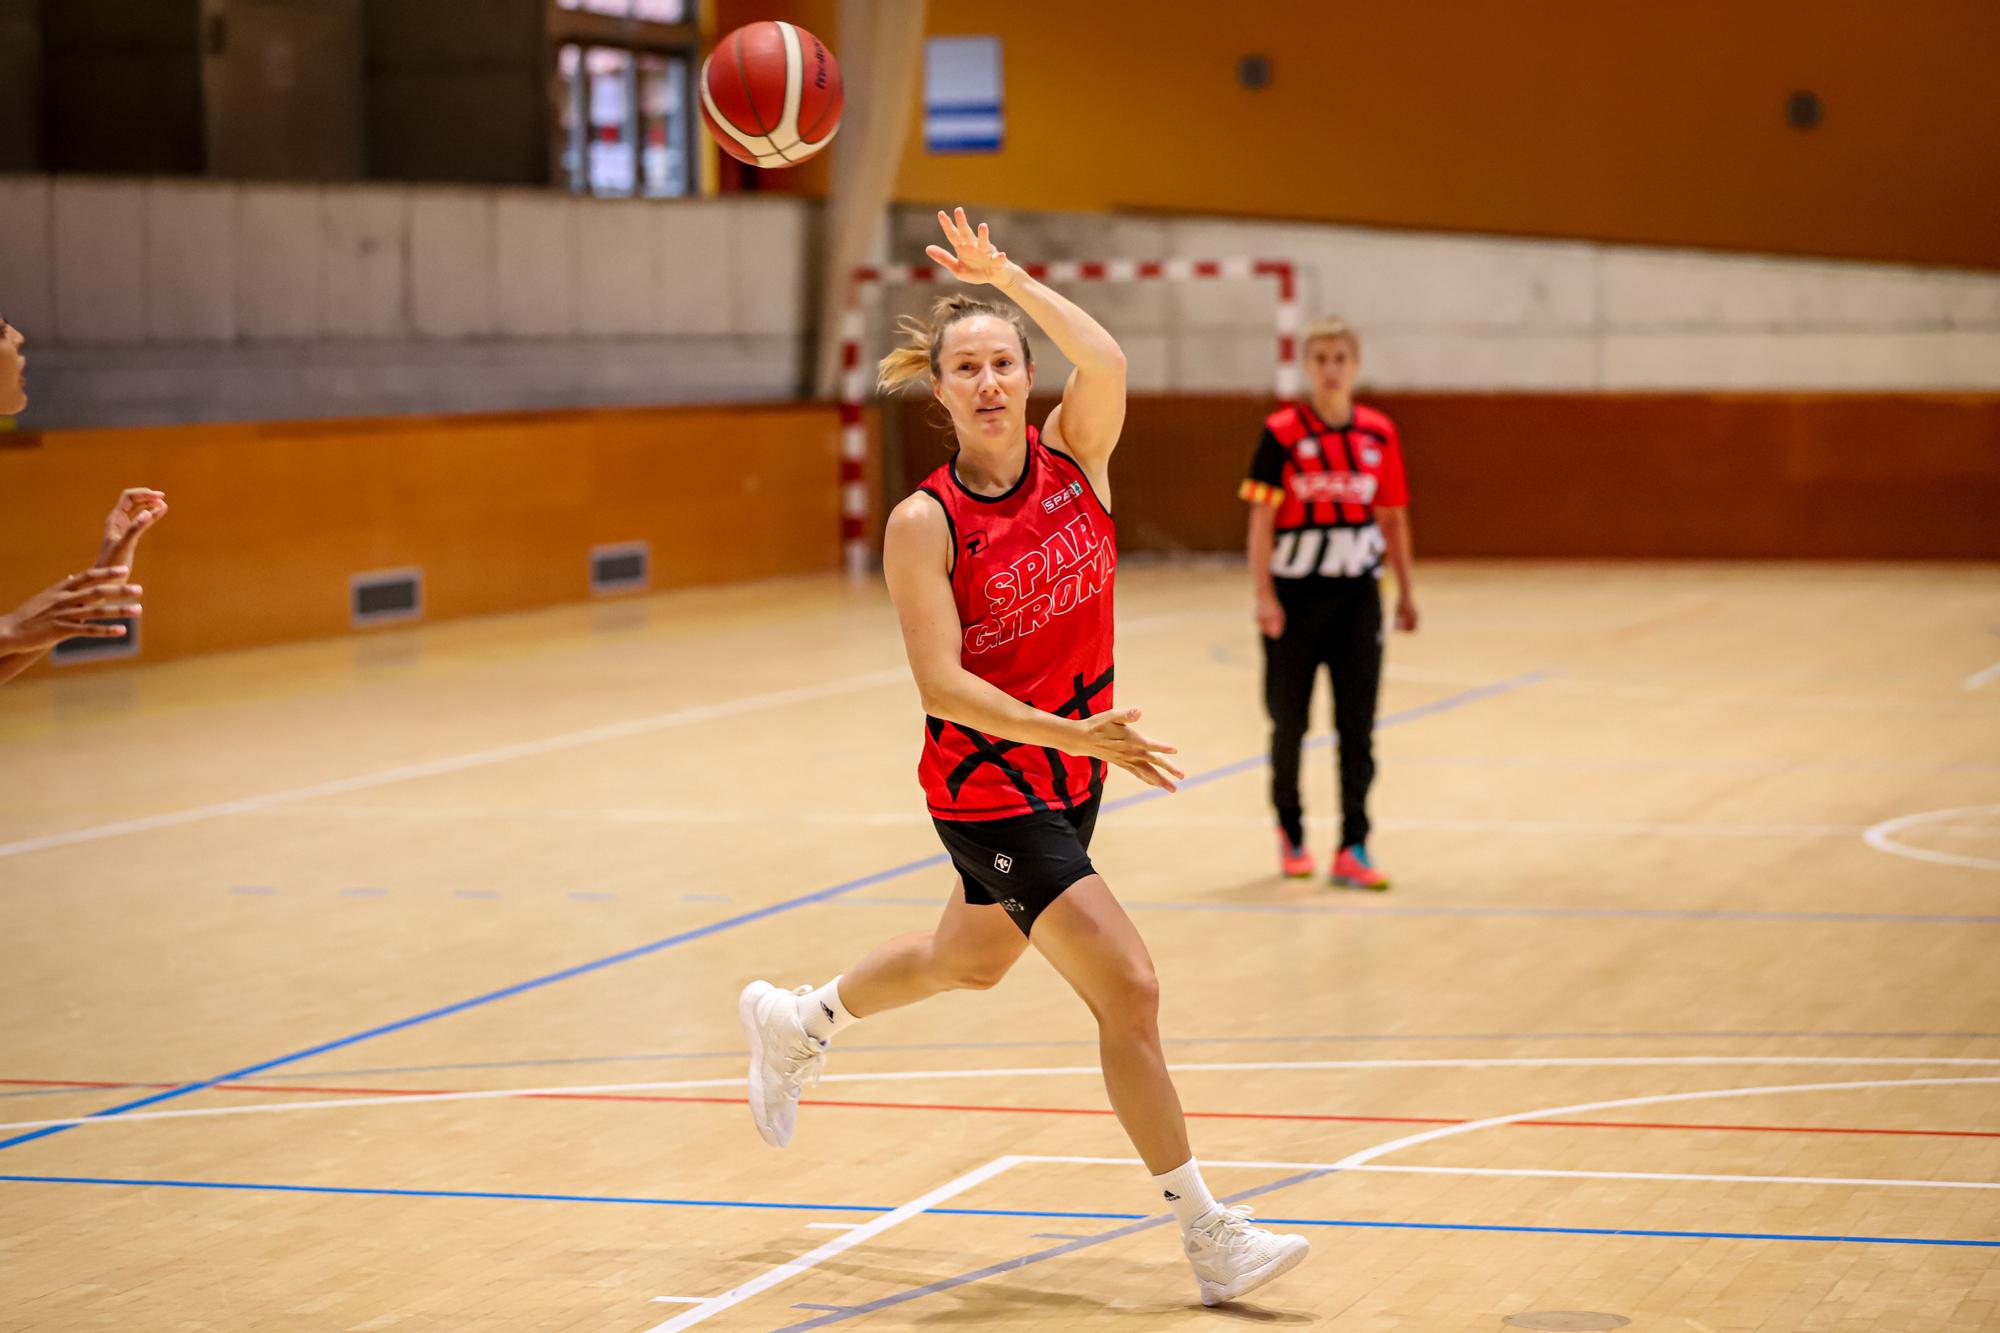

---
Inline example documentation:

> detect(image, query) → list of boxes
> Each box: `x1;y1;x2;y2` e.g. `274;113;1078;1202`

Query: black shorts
932;796;1101;937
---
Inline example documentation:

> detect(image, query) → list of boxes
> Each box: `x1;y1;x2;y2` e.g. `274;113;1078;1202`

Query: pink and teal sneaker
1330;844;1389;891
1276;830;1313;878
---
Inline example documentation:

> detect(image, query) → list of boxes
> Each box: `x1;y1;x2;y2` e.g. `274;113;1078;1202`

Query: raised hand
100;488;168;560
0;567;142;654
1078;707;1185;793
925;207;1014;288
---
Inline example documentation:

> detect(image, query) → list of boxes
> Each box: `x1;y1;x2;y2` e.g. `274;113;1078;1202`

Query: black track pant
1262;577;1383;850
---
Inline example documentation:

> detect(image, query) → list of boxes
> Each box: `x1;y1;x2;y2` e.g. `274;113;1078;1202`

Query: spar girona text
965;511;1115;656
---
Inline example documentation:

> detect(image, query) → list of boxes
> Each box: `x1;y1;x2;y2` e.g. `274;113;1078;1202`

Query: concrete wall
2;177;814;427
10;176;1996;431
881;208;2000;394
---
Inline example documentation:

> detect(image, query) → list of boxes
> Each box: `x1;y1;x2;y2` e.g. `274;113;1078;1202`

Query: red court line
7;1078;1996;1140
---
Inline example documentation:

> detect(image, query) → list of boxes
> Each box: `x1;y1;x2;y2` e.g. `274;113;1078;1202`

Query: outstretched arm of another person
0;567;143;684
0;488;168;684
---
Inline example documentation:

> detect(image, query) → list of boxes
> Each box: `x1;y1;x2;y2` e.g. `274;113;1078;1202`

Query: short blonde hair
1301;316;1360;357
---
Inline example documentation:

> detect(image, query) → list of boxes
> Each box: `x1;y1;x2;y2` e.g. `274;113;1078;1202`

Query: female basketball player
1241;318;1417;887
739;210;1309;1307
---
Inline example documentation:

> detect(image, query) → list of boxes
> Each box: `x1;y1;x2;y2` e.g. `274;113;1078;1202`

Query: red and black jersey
913;426;1117;820
1239;402;1408;580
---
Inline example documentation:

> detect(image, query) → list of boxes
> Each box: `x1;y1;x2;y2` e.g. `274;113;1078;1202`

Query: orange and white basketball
698;21;844;169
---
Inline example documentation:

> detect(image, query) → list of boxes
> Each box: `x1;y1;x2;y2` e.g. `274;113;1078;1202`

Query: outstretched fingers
62;566;130;591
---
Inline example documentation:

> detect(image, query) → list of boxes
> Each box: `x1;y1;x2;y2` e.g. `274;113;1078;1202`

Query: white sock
798;976;858;1042
1152;1157;1219;1229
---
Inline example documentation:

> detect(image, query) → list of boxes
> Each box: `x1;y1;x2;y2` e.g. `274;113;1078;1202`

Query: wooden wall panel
737;0;1999;269
0;404;843;672
891;394;2000;560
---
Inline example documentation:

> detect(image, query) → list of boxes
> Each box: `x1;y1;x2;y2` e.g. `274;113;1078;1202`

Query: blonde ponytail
876;294;1034;393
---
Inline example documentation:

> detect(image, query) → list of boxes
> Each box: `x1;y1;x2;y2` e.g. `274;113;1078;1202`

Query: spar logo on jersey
1289;470;1378;505
1041;481;1084;514
964;511;1114;655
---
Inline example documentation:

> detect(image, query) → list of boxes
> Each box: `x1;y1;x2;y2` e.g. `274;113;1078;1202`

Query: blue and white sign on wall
924;36;1003;154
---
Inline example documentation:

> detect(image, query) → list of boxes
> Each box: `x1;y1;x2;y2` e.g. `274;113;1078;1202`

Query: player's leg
1031;876;1310;1305
835;886;1030;1016
740;884;1024;1149
1030;875;1185;1169
1262;584;1319;875
1328;580;1388;889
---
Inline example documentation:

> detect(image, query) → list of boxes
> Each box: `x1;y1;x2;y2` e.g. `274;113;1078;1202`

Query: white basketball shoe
1183;1205;1311;1306
738;980;828;1148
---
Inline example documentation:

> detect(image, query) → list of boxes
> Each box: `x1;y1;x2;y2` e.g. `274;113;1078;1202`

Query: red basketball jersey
913;428;1117;820
1239;402;1408;580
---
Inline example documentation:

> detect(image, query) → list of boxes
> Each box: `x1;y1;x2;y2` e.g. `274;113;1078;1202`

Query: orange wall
0;404;850;671
729;0;1998;269
889;393;2000;559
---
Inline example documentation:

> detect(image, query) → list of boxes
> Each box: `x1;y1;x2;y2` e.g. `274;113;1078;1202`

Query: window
552;1;696;197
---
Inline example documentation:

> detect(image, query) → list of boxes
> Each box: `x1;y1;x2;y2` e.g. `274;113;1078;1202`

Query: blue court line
1093;669;1550;818
0;852;948;1154
6;1172;1991;1252
0;671;1544;1156
0;1173;886;1212
843;895;2000;926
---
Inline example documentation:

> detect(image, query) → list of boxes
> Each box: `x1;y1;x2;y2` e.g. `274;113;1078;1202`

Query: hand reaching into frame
0;567;142;655
100;488;168;564
924;207;1015;289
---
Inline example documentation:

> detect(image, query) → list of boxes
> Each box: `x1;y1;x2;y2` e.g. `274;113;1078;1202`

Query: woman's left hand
925;208;1014;289
101;488;168;555
1395;597;1419;633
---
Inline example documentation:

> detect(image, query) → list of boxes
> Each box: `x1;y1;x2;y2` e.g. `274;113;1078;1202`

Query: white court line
642;1155;1020;1333
0;604;1226;862
1538;677;1984;713
1019;1154;2000;1192
243;805;1861;839
1863;805;2000;873
4;1056;1996;1134
1965;661;2000;691
248;804;931;828
639;1079;2000;1329
0;669;906;860
1319;1076;2000;1176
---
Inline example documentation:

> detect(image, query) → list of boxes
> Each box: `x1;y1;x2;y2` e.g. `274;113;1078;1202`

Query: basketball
699;21;843;168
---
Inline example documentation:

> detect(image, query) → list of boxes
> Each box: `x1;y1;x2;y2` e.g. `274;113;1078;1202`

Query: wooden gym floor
0;561;1995;1331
